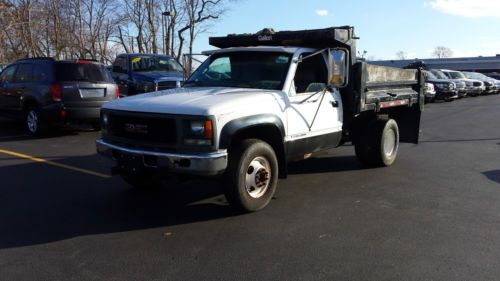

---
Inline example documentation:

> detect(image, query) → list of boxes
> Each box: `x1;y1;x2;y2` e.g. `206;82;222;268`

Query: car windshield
448;72;465;79
431;70;448;79
55;62;113;83
131;56;184;73
424;71;438;80
465;72;485;79
185;52;292;90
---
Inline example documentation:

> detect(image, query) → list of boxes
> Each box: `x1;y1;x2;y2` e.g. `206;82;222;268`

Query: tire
120;171;161;189
24;106;49;136
224;139;279;212
354;119;399;167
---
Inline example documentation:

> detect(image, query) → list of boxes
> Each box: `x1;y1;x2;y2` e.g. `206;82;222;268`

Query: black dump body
210;27;424;144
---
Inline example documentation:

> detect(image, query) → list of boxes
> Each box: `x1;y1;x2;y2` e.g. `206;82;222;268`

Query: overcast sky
194;0;500;60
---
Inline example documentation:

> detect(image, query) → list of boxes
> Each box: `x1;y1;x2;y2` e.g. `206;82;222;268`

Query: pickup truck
97;27;424;212
111;54;184;97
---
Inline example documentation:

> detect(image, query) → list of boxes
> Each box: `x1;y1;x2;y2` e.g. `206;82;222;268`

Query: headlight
183;119;214;146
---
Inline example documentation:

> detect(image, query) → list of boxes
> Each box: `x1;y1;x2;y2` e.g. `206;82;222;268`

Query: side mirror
328;48;349;88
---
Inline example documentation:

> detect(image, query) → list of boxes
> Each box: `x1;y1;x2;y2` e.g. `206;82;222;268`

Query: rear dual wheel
354;119;399;167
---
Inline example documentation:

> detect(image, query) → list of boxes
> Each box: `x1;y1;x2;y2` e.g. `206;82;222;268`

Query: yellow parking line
0;149;111;179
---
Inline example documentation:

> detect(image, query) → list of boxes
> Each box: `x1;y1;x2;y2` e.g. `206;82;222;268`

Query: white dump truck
97;27;424;212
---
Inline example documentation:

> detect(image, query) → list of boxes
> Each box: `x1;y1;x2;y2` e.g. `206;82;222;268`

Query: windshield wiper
183;80;204;87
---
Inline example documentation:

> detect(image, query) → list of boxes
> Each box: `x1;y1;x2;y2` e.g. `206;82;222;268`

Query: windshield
424;71;438;80
431;70;448;79
185;52;292;90
131;56;184;73
448;71;465;79
464;72;486;80
55;62;113;83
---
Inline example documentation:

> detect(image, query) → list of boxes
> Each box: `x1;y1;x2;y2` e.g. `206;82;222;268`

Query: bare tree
432;46;453;58
0;0;237;65
395;51;407;60
177;0;227;73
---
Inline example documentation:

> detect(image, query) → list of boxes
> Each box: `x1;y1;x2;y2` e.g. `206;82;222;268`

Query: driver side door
285;54;343;160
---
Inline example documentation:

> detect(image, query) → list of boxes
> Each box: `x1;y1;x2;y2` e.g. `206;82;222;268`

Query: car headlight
183;119;214;146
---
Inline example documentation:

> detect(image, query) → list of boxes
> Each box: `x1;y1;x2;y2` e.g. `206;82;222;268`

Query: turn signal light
204;120;213;139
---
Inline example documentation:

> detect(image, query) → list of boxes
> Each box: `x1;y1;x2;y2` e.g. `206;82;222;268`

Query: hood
104;87;282;116
132;71;183;82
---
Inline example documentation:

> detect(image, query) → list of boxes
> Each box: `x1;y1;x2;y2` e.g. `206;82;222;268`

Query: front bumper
96;139;228;176
435;90;457;100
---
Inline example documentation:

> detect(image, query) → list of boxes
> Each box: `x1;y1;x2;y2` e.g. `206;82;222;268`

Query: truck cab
97;27;424;212
111;54;184;97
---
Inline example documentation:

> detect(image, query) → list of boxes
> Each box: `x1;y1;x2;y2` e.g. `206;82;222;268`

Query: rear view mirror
328;48;349;88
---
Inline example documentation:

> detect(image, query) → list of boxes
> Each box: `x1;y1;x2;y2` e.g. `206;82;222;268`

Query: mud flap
389;105;421;144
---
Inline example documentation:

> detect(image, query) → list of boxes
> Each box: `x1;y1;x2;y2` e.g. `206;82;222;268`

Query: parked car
463;72;497;95
485;73;500;93
439;69;484;97
111;54;184;97
423;70;457;101
486;73;500;79
0;58;119;136
424;82;436;103
431;69;466;98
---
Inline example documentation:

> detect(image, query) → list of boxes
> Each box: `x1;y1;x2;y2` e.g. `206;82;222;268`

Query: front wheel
225;139;279;212
354;119;400;167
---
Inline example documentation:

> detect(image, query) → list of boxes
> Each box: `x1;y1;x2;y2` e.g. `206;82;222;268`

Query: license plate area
112;150;166;171
113;151;143;171
80;88;105;98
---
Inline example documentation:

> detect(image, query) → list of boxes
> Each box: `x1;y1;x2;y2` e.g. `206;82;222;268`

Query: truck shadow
288;155;365;175
0;155;238;250
483;170;500;184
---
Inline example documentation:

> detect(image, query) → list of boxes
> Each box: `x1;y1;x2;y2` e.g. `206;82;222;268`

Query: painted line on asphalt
0;149;111;179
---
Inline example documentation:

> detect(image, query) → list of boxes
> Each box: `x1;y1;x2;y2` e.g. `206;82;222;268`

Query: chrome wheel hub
27;110;38;133
383;128;396;157
245;156;271;199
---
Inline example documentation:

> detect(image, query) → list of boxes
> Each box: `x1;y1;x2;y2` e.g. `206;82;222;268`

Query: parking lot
1;95;500;280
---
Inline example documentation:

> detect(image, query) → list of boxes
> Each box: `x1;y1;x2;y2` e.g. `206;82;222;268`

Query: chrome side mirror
328;48;349;88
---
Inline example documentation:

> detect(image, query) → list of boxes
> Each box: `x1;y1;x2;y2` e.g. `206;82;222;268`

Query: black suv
0;58;118;135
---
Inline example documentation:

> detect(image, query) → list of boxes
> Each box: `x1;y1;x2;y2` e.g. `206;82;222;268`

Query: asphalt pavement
1;96;500;280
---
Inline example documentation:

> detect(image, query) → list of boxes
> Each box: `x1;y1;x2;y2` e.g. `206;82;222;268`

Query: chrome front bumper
96;139;228;176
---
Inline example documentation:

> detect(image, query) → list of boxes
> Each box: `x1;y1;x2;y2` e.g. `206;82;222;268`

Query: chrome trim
96;139;228;176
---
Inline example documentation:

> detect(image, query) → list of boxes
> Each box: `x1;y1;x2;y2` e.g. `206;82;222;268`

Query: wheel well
230;125;288;179
22;99;38;112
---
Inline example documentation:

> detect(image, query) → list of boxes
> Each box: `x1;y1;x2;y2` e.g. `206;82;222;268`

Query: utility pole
162;11;173;56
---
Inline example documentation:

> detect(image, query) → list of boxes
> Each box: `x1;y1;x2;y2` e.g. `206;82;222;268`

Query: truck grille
107;113;177;145
157;81;178;91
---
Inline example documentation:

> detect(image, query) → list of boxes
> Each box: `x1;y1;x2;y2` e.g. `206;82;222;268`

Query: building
370;55;500;74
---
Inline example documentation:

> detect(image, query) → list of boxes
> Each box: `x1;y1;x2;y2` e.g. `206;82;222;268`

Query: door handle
330;101;339;108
